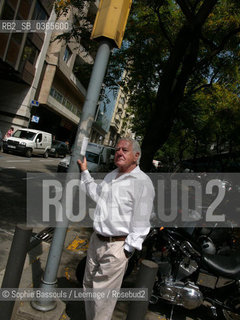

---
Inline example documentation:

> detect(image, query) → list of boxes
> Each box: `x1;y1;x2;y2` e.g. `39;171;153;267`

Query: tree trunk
140;0;218;172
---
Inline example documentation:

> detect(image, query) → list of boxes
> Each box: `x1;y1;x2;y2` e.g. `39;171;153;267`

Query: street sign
31;100;39;107
31;115;40;123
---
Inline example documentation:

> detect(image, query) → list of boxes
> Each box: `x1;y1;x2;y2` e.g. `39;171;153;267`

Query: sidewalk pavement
8;226;167;320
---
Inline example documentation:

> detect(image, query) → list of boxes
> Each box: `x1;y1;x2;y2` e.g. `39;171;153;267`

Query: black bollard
0;224;33;320
126;259;158;320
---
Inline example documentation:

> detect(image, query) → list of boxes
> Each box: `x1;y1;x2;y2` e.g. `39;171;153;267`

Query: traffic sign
31;100;39;107
31;115;40;123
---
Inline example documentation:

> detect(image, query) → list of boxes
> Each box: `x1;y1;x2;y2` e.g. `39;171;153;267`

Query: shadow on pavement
57;276;86;320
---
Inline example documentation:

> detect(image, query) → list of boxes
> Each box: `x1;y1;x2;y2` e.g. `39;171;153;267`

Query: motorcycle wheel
222;297;240;320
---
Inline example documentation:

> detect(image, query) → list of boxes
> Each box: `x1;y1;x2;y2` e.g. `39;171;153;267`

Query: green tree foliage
57;0;240;170
113;0;240;170
156;80;240;171
54;0;98;89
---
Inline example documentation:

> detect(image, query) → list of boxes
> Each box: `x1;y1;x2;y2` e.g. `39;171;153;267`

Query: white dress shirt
81;166;155;252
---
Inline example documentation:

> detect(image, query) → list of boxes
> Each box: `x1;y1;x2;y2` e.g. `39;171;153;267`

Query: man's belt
96;234;127;242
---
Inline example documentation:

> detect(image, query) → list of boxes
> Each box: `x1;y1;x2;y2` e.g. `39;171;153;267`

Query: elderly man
77;138;155;320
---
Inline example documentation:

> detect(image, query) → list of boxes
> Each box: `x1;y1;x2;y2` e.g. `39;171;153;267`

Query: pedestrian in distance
77;137;155;320
4;126;14;139
65;140;70;153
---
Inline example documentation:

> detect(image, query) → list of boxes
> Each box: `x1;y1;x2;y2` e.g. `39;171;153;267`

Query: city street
0;151;211;320
1;1;240;319
0;152;60;271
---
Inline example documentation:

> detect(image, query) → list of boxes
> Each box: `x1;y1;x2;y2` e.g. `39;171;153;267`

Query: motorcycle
75;225;240;319
149;227;240;320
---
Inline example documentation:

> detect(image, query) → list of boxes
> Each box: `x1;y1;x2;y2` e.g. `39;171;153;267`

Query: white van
57;142;115;172
3;128;52;158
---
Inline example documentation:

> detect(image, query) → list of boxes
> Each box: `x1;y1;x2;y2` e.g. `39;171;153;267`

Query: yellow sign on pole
91;0;132;48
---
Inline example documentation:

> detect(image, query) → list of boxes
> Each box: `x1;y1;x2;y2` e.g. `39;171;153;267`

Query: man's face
114;140;139;172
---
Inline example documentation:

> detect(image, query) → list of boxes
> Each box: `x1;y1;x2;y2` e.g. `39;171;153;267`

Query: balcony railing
70;73;87;97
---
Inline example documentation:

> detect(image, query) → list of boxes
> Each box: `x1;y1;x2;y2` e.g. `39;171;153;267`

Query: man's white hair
117;137;141;165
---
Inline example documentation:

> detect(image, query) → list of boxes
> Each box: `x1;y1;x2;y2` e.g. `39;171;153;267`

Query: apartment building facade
0;0;98;145
0;0;134;147
90;83;135;146
104;86;135;146
0;0;55;136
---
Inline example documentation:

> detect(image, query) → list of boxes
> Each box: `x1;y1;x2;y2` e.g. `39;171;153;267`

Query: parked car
3;128;52;158
49;140;69;158
57;142;115;172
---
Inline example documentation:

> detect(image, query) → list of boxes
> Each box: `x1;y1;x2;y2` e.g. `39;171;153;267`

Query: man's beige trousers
83;232;129;320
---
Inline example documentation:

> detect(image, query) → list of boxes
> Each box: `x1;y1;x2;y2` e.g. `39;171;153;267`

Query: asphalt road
0;151;60;271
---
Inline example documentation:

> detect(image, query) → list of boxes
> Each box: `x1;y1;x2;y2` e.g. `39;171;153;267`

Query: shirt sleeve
124;178;155;252
81;170;102;203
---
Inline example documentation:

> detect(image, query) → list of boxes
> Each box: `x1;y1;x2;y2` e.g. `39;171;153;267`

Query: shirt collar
113;165;141;179
127;165;141;177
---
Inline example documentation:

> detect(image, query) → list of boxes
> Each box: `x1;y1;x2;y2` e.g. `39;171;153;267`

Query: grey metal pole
0;224;33;320
126;260;158;320
69;39;113;172
31;39;112;312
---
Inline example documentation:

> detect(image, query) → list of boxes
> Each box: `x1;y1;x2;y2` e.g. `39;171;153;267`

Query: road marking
66;236;89;252
0;228;14;236
22;175;43;180
22;173;52;180
7;160;31;162
6;166;16;169
39;159;54;162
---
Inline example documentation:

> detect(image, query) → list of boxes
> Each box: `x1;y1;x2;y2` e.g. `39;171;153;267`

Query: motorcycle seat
202;253;240;279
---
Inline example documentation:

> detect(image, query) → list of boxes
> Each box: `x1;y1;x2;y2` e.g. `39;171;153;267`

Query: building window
32;0;48;20
11;33;23;44
21;39;38;65
18;38;38;71
1;2;15;19
18;0;32;20
63;46;72;64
